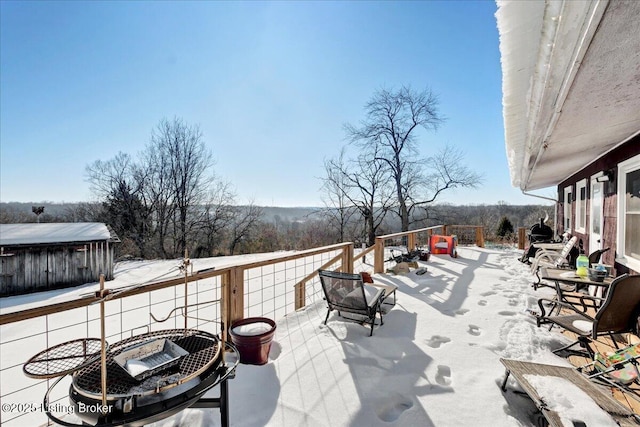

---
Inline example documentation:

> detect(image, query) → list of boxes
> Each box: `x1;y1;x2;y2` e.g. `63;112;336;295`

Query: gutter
523;0;609;189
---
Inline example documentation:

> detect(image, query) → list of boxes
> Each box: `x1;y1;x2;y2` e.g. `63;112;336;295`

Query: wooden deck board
555;301;640;415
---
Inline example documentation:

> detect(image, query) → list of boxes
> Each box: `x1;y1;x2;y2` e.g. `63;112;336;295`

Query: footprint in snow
468;325;482;336
480;291;497;297
374;393;414;422
498;310;517;317
478;300;488;306
455;308;470;316
426;335;451;348
435;365;452;386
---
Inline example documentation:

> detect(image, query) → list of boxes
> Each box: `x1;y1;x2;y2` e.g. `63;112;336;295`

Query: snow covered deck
1;247;638;426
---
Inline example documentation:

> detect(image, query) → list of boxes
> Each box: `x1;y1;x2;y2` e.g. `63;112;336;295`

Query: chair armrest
559;292;604;313
530;251;567;272
537;297;596;321
533;249;562;259
579;294;605;312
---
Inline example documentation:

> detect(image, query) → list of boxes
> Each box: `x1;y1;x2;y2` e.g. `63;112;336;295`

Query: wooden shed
0;222;120;296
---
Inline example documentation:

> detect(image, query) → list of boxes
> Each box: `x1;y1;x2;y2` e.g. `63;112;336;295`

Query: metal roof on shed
0;223;116;246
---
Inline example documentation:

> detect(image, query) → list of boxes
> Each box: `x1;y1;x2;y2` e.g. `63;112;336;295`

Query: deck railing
373;225;484;273
0;224;483;426
0;242;365;427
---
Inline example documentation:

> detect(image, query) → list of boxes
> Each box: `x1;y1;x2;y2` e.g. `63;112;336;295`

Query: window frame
575;178;587;233
617;153;640;273
563;185;573;233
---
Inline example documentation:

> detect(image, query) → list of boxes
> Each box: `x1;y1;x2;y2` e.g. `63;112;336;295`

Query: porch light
596;170;614;183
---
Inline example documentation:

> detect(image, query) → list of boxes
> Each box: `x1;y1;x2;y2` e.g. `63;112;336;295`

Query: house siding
557;135;640;275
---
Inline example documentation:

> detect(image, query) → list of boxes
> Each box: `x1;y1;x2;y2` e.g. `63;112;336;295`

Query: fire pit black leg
192;366;231;427
220;374;229;427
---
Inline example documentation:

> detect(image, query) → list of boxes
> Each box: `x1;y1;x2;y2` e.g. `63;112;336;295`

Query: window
563;186;573;232
575;179;587;233
617;154;640;272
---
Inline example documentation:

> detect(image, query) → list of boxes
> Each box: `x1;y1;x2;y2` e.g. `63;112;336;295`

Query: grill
72;329;220;398
25;263;238;427
36;329;237;427
529;218;553;243
23;338;105;379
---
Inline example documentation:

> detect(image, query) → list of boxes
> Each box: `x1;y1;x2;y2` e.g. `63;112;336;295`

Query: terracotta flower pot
228;317;276;365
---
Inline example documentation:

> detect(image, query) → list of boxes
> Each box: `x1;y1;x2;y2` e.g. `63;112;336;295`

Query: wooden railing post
475;227;485;248
226;267;244;329
294;282;305;310
342;243;354;273
221;270;231;343
442;225;448;236
518;227;526;250
374;237;385;274
407;232;416;250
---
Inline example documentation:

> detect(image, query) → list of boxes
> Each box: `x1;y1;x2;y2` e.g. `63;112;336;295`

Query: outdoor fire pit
27;329;238;427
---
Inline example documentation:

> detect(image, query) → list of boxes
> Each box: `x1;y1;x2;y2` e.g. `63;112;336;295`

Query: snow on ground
1;246;622;426
149;246;585;427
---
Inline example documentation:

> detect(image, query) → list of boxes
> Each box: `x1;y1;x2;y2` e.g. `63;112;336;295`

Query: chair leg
533;269;541;290
324;308;331;325
500;369;511;392
552;336;594;358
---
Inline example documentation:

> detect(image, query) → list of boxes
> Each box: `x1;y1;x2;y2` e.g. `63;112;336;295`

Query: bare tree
140;140;173;258
227;203;264;255
346;85;443;231
86;152;140;199
407;146;482;226
346;86;483;231
325;147;393;246
193;180;237;257
151;118;215;257
320;149;359;244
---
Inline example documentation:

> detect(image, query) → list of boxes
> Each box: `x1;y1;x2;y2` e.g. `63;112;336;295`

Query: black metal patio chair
318;269;386;336
535;274;640;358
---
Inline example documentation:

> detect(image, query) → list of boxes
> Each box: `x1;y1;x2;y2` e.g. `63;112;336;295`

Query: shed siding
0;242;115;296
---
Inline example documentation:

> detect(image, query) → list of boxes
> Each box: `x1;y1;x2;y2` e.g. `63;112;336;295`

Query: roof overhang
496;0;640;191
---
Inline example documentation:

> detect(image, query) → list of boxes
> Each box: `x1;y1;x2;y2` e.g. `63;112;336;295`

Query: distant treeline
1;201;553;259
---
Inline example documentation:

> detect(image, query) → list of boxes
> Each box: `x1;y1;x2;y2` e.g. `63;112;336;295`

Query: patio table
368;282;397;306
539;267;614;317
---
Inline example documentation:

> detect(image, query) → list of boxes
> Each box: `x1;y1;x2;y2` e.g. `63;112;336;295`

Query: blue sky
0;1;555;207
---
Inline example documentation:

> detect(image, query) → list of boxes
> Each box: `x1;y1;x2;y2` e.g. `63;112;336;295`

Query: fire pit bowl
55;329;234;427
